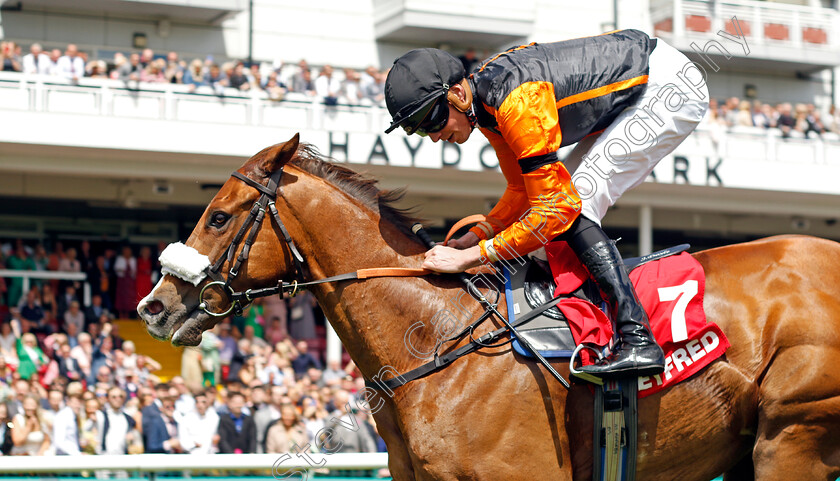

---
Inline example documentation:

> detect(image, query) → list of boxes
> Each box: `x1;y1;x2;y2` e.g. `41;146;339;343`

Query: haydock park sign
312;123;727;188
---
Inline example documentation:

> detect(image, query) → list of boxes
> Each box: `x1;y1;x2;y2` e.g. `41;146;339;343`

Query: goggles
402;96;449;136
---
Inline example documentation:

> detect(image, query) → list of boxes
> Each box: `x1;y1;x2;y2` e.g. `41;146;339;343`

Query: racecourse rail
0;453;809;480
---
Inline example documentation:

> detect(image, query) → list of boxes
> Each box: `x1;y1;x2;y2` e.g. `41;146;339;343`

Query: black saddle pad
504;244;690;359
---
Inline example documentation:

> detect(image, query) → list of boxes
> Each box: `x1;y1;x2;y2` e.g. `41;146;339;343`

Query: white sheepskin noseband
159;242;211;286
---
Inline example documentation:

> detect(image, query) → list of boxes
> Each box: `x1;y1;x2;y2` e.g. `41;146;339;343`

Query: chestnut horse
138;134;840;481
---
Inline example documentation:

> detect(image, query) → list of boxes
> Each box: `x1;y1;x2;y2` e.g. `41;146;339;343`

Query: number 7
657;280;699;342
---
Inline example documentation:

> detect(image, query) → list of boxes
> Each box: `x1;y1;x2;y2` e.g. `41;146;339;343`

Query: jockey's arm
477;83;582;262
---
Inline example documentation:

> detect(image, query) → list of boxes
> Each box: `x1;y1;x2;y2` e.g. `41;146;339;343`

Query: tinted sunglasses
403;96;449;136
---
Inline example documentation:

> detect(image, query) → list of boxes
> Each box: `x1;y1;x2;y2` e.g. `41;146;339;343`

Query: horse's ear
262;133;300;173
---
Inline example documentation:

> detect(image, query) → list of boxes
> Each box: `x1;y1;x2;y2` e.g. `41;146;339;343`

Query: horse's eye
209;212;230;228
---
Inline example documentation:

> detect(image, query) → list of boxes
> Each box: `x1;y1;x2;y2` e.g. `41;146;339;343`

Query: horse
137;134;840;481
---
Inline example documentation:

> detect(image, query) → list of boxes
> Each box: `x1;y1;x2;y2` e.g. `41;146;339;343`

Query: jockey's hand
422;245;481;273
446;232;480;250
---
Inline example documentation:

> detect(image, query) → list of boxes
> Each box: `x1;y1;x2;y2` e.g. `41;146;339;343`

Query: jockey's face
427;103;472;144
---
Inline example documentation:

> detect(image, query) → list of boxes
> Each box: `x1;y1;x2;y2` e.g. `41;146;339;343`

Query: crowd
704;96;840;139
0;40;387;105
0;238;386;476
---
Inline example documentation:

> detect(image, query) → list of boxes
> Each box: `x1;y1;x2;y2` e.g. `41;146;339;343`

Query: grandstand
1;0;840;479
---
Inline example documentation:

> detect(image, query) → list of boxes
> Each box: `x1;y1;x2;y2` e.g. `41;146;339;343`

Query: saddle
505;243;691;359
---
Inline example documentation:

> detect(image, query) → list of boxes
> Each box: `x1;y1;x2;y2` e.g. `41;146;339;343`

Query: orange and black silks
468;29;657;262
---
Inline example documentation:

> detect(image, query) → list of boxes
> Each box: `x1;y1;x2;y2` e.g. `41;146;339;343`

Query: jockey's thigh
563;39;709;224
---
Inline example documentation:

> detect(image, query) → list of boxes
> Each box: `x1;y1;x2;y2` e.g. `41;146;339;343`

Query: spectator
1;41;22;72
87;60;108;78
291;340;322;376
169;376;194;422
0;322;16;362
178;391;219;454
288;291;317;340
735;100;753;127
247;63;263;90
135;246;153;306
46;49;62;76
8;379;29;417
254;384;283;453
11;394;51;456
22;43;50;75
322;359;346;386
777;102;796;137
217;323;237;380
262;71;287;101
79;397;101;454
199;329;222;387
53;382;83;455
140;58;166;83
315;65;341;105
11;320;48;381
96;387;138;454
118;53;142;82
183;59;207;91
143;395;181;453
32;244;50;273
19;290;46;334
217;391;256;453
164;51;184;84
203;63;228;96
139;48;155;69
242;324;267;350
84;294;106;331
70;332;93;381
40;284;58;330
114;246;137;319
57;285;79;321
0;402;13;455
56;43;85;82
320;390;376;454
341;68;363;105
264;317;287;346
63;301;84;334
291;68;316;96
88;256;112;310
58;247;82;280
362;69;386;105
55;342;83;382
228;62;250;91
7;243;35;307
265;403;310;454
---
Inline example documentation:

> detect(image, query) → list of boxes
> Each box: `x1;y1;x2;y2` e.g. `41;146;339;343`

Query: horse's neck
284;173;462;377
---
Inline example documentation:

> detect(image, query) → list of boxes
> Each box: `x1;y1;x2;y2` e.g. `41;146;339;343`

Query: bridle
196;167;430;317
198;167;306;317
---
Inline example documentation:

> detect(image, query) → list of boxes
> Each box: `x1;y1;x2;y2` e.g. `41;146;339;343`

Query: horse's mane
250;142;420;234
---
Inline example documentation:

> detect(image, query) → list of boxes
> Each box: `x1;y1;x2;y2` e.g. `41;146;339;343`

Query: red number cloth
547;245;730;398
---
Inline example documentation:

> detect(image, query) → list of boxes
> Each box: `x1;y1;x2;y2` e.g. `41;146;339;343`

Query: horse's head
137;134;302;346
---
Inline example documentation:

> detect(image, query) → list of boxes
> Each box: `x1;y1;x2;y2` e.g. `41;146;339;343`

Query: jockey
383;29;709;378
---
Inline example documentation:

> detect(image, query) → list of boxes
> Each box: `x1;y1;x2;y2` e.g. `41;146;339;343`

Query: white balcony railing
3;71;840;197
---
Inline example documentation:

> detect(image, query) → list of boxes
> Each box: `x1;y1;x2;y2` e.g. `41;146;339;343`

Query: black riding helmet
384;48;466;135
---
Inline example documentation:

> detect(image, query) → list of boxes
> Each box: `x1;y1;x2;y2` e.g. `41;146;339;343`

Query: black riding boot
574;239;665;378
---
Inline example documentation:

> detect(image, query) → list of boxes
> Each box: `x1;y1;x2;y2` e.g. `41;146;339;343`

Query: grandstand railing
0;269;89;305
0;452;388;476
0;72;389;135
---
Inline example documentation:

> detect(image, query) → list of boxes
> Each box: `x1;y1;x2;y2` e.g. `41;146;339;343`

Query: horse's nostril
145;300;165;316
